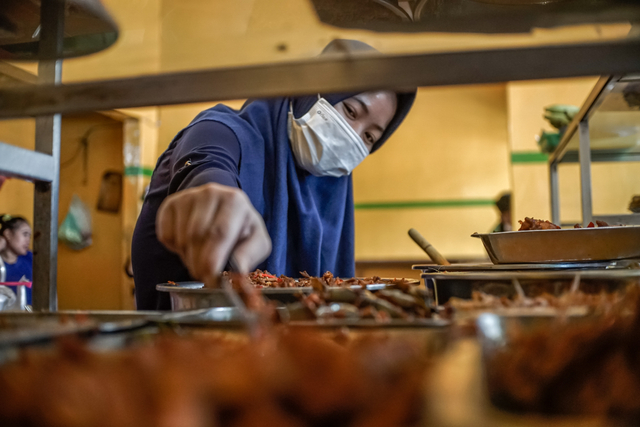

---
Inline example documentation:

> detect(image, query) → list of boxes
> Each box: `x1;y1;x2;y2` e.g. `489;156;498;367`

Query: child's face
3;223;31;256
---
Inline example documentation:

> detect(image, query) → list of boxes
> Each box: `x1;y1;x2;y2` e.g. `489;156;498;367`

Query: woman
0;214;33;305
132;40;416;310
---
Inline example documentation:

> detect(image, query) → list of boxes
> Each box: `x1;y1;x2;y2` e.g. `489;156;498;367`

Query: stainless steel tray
156;281;410;310
162;307;449;328
0;311;157;348
422;269;640;306
472;226;640;264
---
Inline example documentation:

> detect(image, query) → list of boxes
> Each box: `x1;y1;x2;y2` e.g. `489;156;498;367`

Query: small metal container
472;226;640;264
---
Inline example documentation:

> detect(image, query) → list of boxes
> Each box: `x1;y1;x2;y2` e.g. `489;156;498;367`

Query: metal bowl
472;226;640;264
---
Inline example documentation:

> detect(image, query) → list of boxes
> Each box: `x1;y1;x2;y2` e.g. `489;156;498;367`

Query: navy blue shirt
4;251;32;305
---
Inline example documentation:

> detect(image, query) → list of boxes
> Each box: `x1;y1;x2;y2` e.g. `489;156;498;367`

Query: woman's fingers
155;183;272;281
204;190;252;272
185;185;221;244
230;212;272;274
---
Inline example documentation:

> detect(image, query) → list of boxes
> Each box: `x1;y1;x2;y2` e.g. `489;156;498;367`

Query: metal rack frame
549;75;640;227
3;3;640;310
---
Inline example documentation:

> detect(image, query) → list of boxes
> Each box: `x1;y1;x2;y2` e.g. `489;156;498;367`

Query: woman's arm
168;121;242;192
155;121;271;280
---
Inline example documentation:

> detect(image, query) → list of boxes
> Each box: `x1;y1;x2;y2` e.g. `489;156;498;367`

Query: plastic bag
58;195;93;251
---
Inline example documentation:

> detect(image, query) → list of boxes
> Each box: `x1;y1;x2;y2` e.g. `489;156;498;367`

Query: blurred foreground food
485;289;640;420
0;329;428;427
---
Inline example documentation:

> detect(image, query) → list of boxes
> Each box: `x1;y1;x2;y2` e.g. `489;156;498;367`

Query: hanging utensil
408;228;450;266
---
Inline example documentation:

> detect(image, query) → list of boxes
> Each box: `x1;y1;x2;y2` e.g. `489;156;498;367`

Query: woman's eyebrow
354;97;369;115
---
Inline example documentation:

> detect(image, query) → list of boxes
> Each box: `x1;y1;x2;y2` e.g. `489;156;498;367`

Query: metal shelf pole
578;120;593;227
549;161;560;225
32;0;64;311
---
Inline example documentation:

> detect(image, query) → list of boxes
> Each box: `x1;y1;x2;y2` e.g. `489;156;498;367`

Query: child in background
0;214;33;305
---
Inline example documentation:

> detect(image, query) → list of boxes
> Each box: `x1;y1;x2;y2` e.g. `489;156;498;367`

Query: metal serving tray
0;311;160;348
472;226;640;264
422;269;640;306
156;280;418;310
163;307;449;329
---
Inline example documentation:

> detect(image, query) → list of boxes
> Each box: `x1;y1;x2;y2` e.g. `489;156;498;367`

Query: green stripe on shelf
511;151;549;164
354;199;494;210
124;166;154;177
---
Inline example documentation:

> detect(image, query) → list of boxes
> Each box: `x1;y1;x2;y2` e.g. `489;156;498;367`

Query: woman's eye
345;104;356;119
365;133;375;144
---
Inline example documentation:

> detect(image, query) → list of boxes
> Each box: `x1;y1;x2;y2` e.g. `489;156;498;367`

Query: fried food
0;330;428;427
517;217;561;231
288;280;432;322
240;270;416;289
445;279;632;315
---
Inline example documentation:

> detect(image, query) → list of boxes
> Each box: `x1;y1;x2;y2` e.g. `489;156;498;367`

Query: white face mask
288;97;369;177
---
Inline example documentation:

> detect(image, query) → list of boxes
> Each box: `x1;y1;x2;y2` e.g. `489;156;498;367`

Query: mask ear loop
290;94;323;118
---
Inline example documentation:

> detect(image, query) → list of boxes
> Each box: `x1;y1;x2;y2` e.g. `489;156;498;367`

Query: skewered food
287;280;432;322
445;277;633;315
0;329;428;427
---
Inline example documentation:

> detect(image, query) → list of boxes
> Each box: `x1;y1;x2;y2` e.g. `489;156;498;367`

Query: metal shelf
549;75;640;226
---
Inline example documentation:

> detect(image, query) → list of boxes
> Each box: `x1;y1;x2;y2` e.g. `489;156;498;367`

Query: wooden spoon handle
408;228;451;266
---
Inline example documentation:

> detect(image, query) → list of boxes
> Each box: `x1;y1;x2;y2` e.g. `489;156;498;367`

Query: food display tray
421;269;640;306
156;280;419;310
472;226;640;264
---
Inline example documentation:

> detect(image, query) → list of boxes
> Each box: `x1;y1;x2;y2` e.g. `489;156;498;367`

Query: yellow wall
53;0;630;81
0;113;126;310
353;84;510;260
57;114;124;310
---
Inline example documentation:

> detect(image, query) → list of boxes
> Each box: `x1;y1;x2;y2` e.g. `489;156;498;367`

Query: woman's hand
156;183;271;280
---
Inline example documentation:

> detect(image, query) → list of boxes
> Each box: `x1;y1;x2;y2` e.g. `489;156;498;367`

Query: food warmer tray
472;226;640;264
